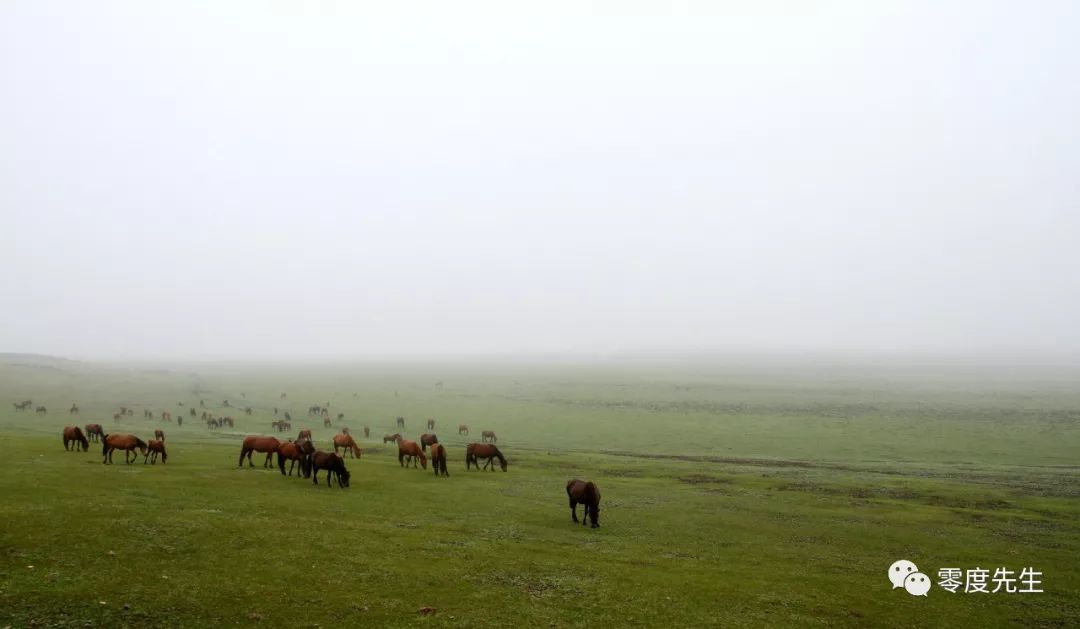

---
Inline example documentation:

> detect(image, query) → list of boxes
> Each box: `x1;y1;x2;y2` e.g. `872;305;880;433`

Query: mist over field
1;2;1079;627
2;1;1079;361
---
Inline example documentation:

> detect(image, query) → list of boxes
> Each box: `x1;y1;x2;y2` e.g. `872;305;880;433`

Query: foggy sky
2;1;1078;360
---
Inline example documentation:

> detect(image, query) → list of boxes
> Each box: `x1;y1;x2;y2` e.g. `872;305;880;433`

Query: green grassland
0;356;1077;627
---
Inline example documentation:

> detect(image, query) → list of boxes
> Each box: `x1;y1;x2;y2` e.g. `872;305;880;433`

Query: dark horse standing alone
566;479;601;528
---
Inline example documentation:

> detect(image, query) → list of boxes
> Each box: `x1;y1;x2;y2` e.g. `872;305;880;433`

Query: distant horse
333;433;361;458
340;426;350;436
284;411;292;422
426;418;435;430
323;416;332;428
13;400;32;412
280;392;287;400
363;426;370;438
337;413;344;421
244;407;252;415
36;406;47;414
161;411;172;422
126;409;133;416
271;420;288;432
458;424;469;436
398;440;428;469
62;426;89;452
481;430;497;443
430;443;449;477
238;436;281;468
144;440;167;464
466;443;507;471
297;428;312;441
154;429;165;441
103;434;148;464
85;424;104;443
190;408;196;417
383;433;402;444
144;410;152;418
310;451;350;488
222;416;235;428
396;416;405;429
420;433;439;452
566;479;601;528
113;413;122;421
69;404;79;415
278;440;311;477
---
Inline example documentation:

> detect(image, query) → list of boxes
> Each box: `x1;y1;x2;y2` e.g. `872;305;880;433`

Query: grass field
0;355;1078;627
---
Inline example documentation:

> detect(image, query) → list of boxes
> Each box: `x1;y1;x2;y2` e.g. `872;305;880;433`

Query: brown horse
333;433;361;458
419;433;438;452
398;440;428;469
62;426;89;452
458;424;469;436
144;440;168;464
103;434;148;464
566;479;601;528
297;428;312;441
426;418;435;430
310;450;350;488
277;440;311;477
238;436;281;468
85;423;104;443
383;433;402;444
466;443;507;471
154;429;165;441
430;443;449;477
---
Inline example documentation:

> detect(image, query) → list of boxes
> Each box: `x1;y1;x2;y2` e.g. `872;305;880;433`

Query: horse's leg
312;466;319;485
569;497;578;522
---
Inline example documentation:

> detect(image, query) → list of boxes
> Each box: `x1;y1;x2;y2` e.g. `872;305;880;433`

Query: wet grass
0;358;1077;627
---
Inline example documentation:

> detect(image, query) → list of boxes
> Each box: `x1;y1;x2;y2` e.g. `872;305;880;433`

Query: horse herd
51;407;601;527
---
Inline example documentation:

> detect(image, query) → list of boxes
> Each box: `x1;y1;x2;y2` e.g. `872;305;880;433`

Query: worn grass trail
0;358;1077;627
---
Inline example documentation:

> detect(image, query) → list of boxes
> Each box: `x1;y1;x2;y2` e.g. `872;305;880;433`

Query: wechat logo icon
889;559;930;596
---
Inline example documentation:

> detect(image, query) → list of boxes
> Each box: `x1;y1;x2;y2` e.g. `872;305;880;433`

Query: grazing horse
383;433;402;444
419;433;438;452
69;404;79;415
36;406;47;414
363;426;370;438
238;436;281;468
103;434;148;464
144;440;167;464
85;423;104;443
458;424;469;436
277;440;310;477
397;440;428;469
466;443;507;471
310;451;350;488
566;479;601;528
396;416;405;429
154;429;165;441
333;433;361;458
426;418;435;430
481;430;497;443
430;443;449;477
62;426;89;452
14;400;32;412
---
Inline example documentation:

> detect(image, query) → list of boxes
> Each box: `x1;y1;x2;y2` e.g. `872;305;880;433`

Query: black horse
566;479;601;528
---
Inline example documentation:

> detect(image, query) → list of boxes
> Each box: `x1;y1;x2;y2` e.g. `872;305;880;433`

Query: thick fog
1;1;1078;360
